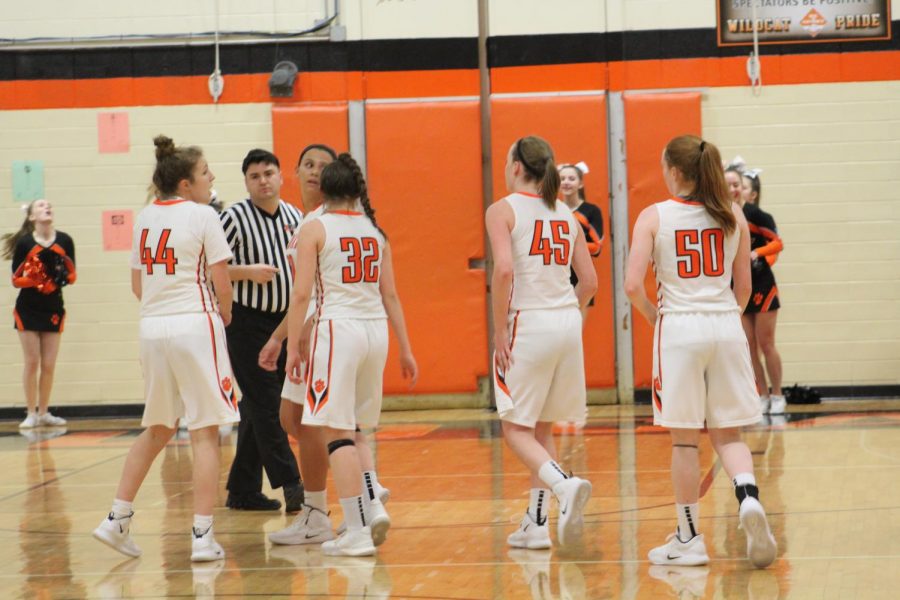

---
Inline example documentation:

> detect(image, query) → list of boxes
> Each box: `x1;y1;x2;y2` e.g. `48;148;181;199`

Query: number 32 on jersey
340;237;380;283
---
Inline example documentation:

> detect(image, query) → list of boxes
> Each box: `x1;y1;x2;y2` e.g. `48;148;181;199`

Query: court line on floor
0;451;128;504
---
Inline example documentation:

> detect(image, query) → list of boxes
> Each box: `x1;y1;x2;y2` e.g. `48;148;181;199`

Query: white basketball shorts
652;311;761;429
281;365;307;405
493;307;586;427
303;318;388;431
139;312;240;430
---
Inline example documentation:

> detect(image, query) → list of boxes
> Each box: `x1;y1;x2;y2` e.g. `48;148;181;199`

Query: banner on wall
717;0;891;46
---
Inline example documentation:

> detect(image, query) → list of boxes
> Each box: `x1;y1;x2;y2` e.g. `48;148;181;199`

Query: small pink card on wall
98;112;130;153
102;210;133;251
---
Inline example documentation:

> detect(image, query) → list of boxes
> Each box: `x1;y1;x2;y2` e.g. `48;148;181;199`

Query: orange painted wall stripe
1;50;897;111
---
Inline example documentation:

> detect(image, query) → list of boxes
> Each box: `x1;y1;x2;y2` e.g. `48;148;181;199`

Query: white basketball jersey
652;198;740;314
505;192;579;312
313;210;386;320
130;199;233;318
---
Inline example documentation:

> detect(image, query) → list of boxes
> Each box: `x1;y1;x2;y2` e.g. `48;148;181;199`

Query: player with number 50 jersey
625;135;776;570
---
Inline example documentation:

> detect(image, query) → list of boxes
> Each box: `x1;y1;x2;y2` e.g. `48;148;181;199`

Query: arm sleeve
58;232;76;284
753;212;783;259
575;204;604;257
204;208;234;265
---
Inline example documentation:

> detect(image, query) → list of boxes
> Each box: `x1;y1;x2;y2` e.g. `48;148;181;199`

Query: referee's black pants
225;303;300;494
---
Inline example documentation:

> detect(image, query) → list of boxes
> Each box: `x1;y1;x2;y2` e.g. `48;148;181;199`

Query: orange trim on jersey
761;286;779;312
206;313;237;410
316;320;335;414
509;310;520;351
153;198;189;206
652;314;664;412
196;248;208;313
669;197;703;206
306;320;321;413
13;309;24;331
516;192;542;199
329;210;363;216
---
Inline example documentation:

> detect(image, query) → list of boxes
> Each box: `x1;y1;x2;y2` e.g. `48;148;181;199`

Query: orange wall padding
624;93;701;387
489;94;615;388
365;101;488;394
271;104;350;209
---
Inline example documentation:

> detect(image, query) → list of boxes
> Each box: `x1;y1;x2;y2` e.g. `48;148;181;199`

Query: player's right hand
286;350;304;384
258;336;282;371
220;308;232;326
493;332;513;374
248;264;279;284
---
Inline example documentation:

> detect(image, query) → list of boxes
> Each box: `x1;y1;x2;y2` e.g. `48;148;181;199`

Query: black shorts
745;262;779;314
13;305;66;332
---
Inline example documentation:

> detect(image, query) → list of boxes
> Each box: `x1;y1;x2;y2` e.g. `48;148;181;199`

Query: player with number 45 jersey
486;136;597;552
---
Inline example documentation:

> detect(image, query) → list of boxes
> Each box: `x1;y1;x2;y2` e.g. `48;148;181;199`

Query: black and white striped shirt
220;199;303;313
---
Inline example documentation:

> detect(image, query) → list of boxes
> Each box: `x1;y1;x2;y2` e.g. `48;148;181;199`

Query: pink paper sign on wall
98;112;130;153
102;210;134;251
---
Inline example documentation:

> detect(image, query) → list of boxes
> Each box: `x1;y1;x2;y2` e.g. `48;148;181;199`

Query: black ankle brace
734;483;759;505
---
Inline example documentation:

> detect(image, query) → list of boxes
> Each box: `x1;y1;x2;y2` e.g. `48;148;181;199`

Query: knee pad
327;438;355;455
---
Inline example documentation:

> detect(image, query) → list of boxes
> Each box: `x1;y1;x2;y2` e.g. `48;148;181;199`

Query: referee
220;149;303;511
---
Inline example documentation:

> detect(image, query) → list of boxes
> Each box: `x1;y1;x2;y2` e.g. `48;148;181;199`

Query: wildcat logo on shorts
221;377;232;392
50;314;60;325
753;292;764;306
314;379;325;393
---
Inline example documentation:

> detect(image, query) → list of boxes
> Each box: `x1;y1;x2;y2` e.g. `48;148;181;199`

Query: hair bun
153;135;176;161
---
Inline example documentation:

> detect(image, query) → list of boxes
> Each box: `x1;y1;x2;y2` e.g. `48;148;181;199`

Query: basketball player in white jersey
258;145;392;546
284;153;417;556
625;135;776;568
93;135;239;562
486;136;597;550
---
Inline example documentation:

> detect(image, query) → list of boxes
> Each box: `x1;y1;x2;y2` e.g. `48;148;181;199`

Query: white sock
339;495;367;531
733;472;756;488
111;499;134;519
306;490;327;512
538;460;568;488
362;470;383;502
528;488;549;524
193;514;213;536
676;503;699;542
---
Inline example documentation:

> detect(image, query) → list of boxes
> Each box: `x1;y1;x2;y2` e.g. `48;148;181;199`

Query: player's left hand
286;350;304;384
400;351;418;389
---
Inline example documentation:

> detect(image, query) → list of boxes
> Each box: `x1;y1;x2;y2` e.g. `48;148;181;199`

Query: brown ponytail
2;204;35;260
151;135;204;198
664;135;736;234
515;136;560;210
320;153;387;239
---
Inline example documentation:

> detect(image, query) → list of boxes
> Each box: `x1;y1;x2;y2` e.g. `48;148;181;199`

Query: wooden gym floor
1;400;898;599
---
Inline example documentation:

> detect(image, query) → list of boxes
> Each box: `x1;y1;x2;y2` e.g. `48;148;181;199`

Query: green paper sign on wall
12;160;45;202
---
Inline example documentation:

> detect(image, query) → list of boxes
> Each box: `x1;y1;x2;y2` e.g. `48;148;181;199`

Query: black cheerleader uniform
743;204;782;314
569;201;604;306
11;232;76;332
